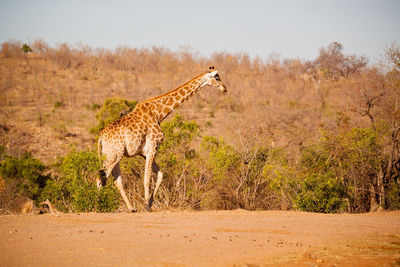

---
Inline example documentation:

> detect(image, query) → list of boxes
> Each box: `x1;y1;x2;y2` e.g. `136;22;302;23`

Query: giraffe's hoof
128;208;136;213
145;205;151;212
145;197;153;212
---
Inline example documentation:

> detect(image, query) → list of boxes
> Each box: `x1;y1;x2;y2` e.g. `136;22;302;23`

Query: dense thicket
0;39;398;213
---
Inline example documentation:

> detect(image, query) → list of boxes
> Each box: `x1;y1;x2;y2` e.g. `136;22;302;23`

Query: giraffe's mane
143;72;207;103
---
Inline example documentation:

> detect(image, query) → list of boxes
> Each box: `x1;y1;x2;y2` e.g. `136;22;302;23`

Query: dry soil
1;210;400;266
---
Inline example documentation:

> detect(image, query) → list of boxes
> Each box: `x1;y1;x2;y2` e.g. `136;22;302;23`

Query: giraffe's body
98;67;227;211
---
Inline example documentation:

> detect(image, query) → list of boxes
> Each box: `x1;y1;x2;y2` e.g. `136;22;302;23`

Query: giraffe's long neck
146;73;207;123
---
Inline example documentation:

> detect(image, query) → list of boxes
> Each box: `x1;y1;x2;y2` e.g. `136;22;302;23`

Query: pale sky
0;0;399;62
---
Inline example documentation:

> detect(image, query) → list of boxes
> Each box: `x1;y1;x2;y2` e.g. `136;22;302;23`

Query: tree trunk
369;184;378;211
377;166;384;206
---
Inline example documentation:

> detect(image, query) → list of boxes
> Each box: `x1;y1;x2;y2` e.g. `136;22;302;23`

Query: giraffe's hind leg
112;163;135;212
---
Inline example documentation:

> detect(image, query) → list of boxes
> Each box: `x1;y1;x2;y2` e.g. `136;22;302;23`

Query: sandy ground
1;210;400;267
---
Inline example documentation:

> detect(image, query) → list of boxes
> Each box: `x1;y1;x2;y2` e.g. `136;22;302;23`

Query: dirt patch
1;210;400;266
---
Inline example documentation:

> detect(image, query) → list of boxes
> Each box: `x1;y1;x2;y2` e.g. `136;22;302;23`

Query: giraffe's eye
214;74;221;81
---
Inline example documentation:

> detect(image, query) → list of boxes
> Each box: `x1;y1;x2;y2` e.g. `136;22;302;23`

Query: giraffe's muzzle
219;82;227;93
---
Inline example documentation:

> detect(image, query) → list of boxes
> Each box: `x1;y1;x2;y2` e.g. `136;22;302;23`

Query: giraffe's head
204;66;227;93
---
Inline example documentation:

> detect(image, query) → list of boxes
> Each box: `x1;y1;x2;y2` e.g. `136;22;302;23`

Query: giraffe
98;66;227;211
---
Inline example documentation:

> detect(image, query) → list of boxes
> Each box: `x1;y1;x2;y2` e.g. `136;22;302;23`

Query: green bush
297;127;383;213
158;114;200;175
54;101;64;108
386;182;400;210
22;43;32;53
157;114;202;208
262;148;298;210
97;181;120;212
160;114;200;151
40;150;119;212
90;97;137;134
200;135;243;209
0;152;48;200
201;135;241;182
295;172;348;213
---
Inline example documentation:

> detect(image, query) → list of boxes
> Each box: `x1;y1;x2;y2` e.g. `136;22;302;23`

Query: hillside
0;41;371;162
0;40;399;213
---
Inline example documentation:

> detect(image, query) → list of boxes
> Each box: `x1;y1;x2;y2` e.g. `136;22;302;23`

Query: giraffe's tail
97;135;103;164
97;135;106;182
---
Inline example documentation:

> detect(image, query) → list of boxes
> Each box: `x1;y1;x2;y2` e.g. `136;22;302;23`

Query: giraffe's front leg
144;151;156;211
152;161;163;201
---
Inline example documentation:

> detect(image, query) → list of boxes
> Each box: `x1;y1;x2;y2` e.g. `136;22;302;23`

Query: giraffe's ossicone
98;66;227;211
